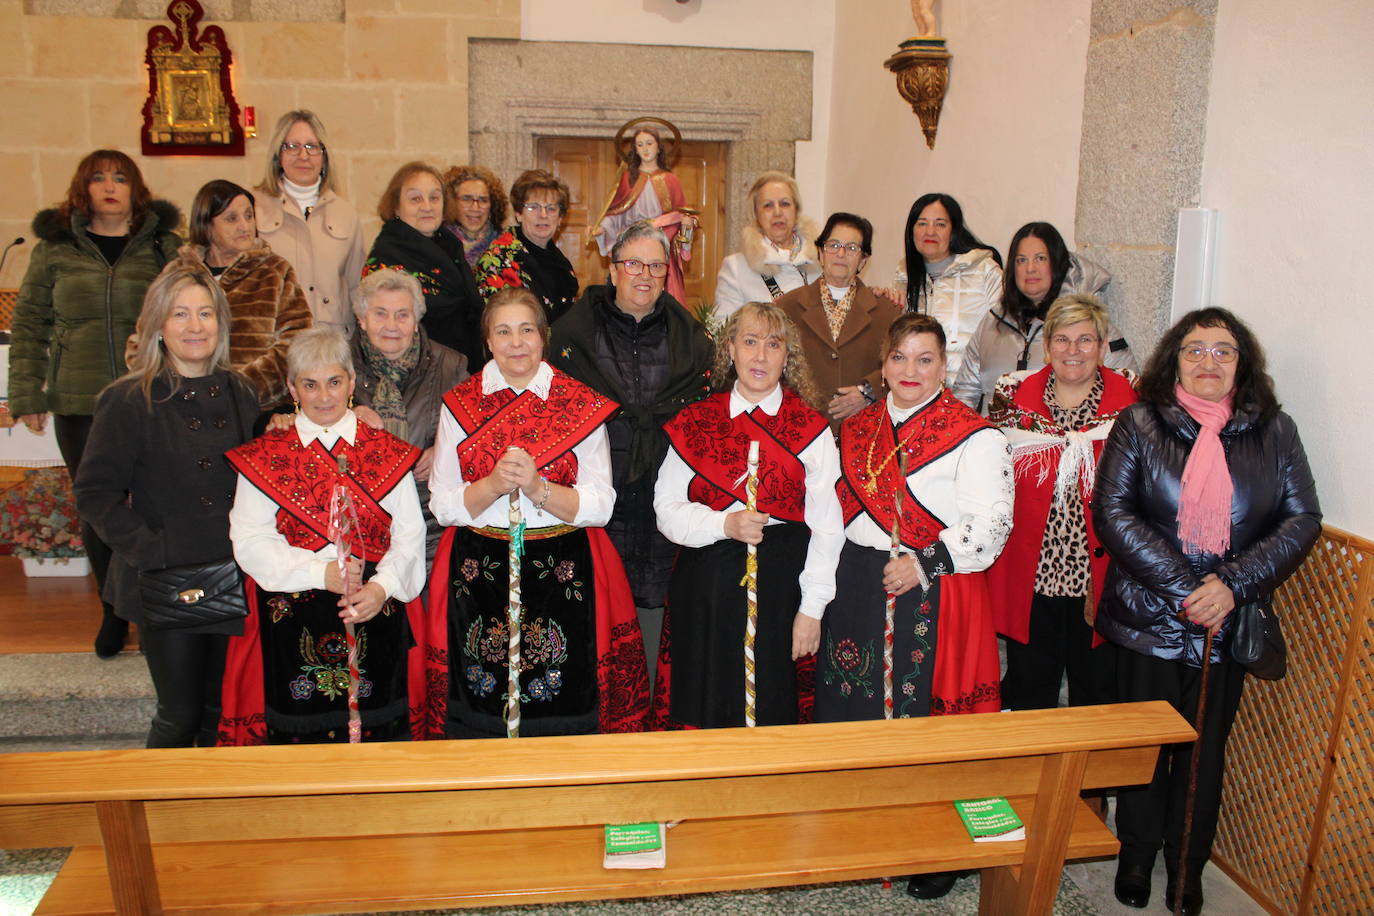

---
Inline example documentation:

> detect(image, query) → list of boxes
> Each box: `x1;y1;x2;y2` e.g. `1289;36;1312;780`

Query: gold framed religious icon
140;0;244;156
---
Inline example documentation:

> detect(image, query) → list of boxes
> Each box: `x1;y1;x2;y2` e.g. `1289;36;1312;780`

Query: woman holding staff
816;313;1012;899
654;302;843;728
222;328;428;744
427;287;649;738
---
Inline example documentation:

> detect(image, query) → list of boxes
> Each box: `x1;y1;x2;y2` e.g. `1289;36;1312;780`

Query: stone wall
1075;1;1217;354
0;0;520;286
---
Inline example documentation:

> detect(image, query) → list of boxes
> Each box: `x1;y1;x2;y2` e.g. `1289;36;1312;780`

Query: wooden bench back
0;702;1191;845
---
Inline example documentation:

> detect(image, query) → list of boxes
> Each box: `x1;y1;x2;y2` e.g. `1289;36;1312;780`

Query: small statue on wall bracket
887;0;951;149
140;0;244;156
587;117;698;306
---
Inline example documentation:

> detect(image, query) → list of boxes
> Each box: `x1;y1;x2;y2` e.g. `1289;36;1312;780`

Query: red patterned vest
441;368;619;487
662;389;829;523
837;391;993;550
226;422;420;562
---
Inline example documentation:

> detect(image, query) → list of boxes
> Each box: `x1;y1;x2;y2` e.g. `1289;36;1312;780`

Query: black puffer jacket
1092;399;1321;666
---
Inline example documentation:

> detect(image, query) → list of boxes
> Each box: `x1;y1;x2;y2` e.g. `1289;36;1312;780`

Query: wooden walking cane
1173;625;1216;916
328;455;364;744
742;440;760;727
505;487;525;738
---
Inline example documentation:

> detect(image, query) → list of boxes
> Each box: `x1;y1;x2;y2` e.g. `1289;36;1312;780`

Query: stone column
1075;2;1217;355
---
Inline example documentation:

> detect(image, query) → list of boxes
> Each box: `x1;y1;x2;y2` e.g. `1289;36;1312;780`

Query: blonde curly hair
712;302;823;411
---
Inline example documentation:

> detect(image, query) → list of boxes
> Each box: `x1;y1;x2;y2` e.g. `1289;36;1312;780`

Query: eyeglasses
614;259;669;278
823;240;863;254
280;142;325;156
1179;345;1239;363
522;202;562;215
1049;334;1101;351
458;195;491;207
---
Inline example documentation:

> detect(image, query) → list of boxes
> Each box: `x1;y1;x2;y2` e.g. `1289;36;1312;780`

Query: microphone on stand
0;237;25;278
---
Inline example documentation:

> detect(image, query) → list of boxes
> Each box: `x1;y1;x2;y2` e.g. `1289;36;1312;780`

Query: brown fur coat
187;241;312;409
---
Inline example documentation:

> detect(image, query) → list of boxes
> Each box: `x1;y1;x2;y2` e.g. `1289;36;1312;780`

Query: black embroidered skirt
445;526;599;738
667;522;809;728
815;540;943;722
256;583;410;743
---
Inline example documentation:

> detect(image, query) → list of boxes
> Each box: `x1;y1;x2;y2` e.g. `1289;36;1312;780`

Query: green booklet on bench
954;797;1025;842
603;822;666;868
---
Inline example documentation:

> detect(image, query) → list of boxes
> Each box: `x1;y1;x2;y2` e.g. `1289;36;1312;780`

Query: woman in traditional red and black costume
222;328;429;744
984;294;1137;712
427;288;649;738
654;302;843;728
818;313;1014;900
818;312;1013;721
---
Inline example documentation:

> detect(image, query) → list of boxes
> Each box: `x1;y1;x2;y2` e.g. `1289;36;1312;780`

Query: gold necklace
863;423;919;494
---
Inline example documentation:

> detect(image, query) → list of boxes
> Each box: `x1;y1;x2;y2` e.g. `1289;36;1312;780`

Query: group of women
10;116;1321;915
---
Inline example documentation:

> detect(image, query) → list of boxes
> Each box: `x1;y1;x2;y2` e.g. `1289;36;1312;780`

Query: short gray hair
609;219;669;263
355;268;426;320
286;327;353;383
1044;293;1109;342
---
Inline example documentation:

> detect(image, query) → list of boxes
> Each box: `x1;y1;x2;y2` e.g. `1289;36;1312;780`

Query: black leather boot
906;870;959;899
94;610;128;658
1113;858;1152;908
1165;866;1205;915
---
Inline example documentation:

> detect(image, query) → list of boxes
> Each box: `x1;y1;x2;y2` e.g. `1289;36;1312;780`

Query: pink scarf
1175;384;1234;555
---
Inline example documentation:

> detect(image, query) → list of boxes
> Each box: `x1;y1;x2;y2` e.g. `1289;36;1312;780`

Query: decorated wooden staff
328;455;364;744
882;451;907;719
505;462;527;739
742;440;760;727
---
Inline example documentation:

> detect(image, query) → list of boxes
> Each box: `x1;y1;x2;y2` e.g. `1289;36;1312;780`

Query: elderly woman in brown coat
775;212;903;433
187;179;312;419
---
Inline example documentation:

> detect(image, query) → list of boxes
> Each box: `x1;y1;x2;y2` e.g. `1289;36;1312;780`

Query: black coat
74;371;258;627
514;225;579;323
549;285;712;606
364;218;483;369
1092;399;1321;666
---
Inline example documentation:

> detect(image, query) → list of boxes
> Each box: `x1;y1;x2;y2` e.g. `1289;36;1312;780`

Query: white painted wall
521;0;837;222
1200;0;1374;532
826;0;1093;281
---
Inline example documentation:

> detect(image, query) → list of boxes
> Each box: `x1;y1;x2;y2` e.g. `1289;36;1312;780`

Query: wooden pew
0;701;1193;916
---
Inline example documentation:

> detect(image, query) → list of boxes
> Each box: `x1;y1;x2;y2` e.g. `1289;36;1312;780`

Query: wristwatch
858;381;877;403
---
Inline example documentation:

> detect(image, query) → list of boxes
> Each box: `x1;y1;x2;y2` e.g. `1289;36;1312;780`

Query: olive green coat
8;201;182;417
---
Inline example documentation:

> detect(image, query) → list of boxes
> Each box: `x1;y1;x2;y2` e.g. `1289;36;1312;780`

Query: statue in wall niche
911;0;939;37
588;117;698;306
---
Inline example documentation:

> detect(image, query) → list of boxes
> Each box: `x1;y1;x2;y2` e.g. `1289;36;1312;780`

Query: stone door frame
468;38;814;253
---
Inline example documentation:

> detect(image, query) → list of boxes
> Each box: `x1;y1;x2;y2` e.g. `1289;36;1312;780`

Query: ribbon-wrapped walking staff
505;477;526;738
328;455;364;744
742;440;760;727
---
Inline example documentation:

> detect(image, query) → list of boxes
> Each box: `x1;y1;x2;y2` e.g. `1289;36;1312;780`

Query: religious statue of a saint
589;118;697;305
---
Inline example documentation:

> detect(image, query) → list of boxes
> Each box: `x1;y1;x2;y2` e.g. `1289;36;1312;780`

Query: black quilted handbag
138;557;247;630
1229;602;1287;680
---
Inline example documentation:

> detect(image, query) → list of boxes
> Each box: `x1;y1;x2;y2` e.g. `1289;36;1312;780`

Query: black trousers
1001;592;1118;710
52;414;114;617
138;627;228;747
1114;647;1246;872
